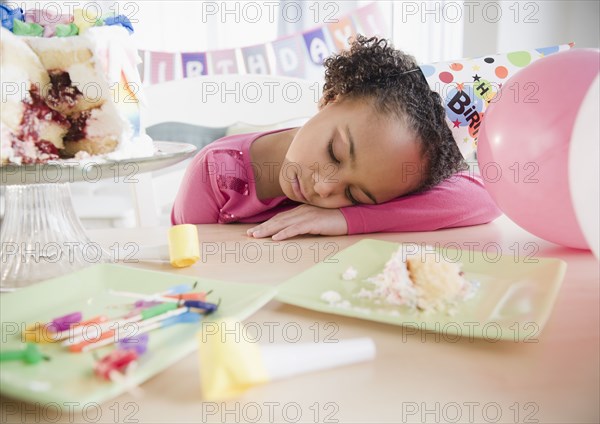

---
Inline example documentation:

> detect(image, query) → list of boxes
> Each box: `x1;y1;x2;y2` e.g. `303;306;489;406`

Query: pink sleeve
339;172;502;234
171;150;221;225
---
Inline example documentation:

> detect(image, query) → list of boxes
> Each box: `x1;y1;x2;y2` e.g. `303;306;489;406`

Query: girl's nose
311;164;344;199
313;178;339;198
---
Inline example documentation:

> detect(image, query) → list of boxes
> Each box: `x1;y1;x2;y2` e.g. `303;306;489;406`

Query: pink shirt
171;128;502;233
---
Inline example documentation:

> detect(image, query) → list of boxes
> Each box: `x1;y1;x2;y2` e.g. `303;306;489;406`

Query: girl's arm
247;171;502;240
171;151;221;225
339;171;502;234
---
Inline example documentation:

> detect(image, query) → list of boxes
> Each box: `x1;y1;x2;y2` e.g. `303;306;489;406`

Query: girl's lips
291;175;307;202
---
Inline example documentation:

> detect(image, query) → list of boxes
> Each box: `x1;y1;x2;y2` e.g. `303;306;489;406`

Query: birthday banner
138;1;573;160
140;2;387;85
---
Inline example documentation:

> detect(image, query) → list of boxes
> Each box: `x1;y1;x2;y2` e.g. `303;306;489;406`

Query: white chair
134;74;320;227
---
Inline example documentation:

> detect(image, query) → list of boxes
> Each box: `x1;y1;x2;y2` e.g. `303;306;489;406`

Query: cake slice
357;245;476;314
1;7;152;165
0;28;69;164
406;254;471;313
22;26;148;158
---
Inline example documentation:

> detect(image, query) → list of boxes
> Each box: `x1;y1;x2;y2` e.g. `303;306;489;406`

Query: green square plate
276;239;566;341
0;264;276;407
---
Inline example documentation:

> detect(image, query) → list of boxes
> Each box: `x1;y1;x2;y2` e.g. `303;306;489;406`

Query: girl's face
279;97;426;208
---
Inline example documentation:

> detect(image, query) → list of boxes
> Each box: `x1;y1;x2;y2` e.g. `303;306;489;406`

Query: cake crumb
74;150;91;160
341;266;358;281
320;290;342;304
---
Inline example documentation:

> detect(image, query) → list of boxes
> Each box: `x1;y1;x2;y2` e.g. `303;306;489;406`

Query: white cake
0;11;152;165
357;245;477;314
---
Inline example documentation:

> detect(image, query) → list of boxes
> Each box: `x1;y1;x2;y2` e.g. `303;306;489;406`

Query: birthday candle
160;283;194;295
108;289;184;303
109;284;180;302
127;285;205;308
94;348;143;397
23;314;106;344
81;311;201;352
164;292;207;301
108;290;218;313
63;303;179;347
46;315;108;342
67;306;190;352
50;312;82;332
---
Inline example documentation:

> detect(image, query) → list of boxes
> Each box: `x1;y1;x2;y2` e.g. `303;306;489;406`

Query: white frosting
359;247;418;308
83;27;151;159
1;123;17;164
0;28;42;132
1;70;31;106
105;133;155;160
85;102;130;139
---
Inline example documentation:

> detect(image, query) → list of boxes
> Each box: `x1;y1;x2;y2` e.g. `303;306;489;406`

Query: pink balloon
477;49;600;249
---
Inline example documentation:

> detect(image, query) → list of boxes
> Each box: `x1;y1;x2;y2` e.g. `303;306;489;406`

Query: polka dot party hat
419;43;574;159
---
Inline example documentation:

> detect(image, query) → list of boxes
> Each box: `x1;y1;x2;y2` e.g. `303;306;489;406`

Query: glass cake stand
0;141;196;290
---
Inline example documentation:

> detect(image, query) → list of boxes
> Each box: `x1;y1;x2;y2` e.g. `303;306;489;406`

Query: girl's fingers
247;205;322;239
248;209;304;237
249;219;288;238
272;223;309;241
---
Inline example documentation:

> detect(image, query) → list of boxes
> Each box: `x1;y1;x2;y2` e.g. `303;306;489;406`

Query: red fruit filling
46;70;83;111
8;136;59;164
19;86;70;143
64;110;91;142
36;140;59;156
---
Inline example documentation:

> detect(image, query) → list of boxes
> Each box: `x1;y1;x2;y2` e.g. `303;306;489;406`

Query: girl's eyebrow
345;125;378;204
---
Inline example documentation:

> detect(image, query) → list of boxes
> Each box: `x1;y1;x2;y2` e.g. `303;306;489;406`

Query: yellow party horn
168;224;200;268
198;319;376;401
114;224;200;268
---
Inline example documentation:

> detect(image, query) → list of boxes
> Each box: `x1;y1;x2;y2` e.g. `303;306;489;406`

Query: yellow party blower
115;224;200;268
198;319;376;401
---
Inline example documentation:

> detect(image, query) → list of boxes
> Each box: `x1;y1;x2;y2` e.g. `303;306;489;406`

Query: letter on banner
328;15;356;51
182;52;208;78
241;44;271;74
209;49;239;75
272;35;305;78
355;2;387;36
303;28;330;66
137;50;145;83
150;51;175;84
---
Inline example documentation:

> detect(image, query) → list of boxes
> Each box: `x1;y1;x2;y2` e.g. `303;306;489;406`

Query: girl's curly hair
321;35;467;191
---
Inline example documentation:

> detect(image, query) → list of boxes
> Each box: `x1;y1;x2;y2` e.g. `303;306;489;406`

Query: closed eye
345;187;359;205
328;139;340;164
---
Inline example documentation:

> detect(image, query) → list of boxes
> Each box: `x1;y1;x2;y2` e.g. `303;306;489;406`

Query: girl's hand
246;204;348;241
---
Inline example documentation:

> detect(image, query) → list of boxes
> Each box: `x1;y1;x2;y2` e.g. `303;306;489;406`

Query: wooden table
1;215;598;423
